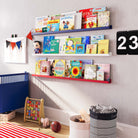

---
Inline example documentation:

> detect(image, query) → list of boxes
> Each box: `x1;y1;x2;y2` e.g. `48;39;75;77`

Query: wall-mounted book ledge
32;25;112;36
32;74;111;84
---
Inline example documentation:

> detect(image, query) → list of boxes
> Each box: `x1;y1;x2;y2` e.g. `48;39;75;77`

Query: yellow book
98;39;109;54
86;44;97;54
35;60;41;74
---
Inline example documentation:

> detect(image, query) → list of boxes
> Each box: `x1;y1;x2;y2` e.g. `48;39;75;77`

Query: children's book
42;16;51;32
81;60;93;78
40;60;50;75
65;38;81;54
48;59;55;76
93;7;107;15
98;39;109;54
79;8;93;28
91;35;104;44
43;36;55;54
61;11;82;29
35;60;41;75
95;63;111;81
86;15;97;28
50;14;63;20
65;60;71;77
71;60;82;78
55;36;69;54
35;16;43;32
50;39;60;54
54;59;65;77
98;11;110;27
47;20;60;32
76;44;85;54
97;71;104;81
84;65;97;80
86;44;97;54
59;15;75;30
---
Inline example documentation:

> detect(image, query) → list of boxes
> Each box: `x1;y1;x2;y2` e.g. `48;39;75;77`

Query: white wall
0;0;138;126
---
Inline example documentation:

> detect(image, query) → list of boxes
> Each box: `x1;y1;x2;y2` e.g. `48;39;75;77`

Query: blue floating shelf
32;25;112;36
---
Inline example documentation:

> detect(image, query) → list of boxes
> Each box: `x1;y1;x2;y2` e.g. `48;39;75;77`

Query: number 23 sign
117;30;138;55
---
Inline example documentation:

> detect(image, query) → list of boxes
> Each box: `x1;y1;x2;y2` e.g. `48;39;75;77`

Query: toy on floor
24;97;45;125
51;121;61;133
41;118;50;128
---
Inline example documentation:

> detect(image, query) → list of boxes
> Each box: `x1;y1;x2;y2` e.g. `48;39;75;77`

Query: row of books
35;58;111;81
34;35;109;54
35;7;110;32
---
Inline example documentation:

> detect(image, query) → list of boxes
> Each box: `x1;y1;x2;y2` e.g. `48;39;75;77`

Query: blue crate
0;72;29;113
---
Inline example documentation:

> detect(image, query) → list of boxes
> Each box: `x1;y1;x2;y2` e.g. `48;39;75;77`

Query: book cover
65;60;71;77
50;39;60;54
40;60;50;75
81;60;93;78
97;71;104;81
86;44;97;54
35;16;43;32
48;59;55;76
79;8;93;28
47;20;60;32
84;65;97;80
65;38;81;54
42;16;51;32
98;39;109;54
43;36;55;54
86;15;97;28
93;7;107;14
98;11;110;27
59;15;75;30
54;59;65;77
50;14;63;20
76;44;85;54
95;63;111;81
35;60;41;75
55;36;69;54
91;35;104;44
61;11;82;29
71;60;82;78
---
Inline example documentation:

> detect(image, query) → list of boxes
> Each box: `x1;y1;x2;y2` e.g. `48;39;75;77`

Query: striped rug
0;123;55;138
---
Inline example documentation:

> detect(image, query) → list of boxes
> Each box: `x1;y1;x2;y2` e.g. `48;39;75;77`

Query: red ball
51;121;61;133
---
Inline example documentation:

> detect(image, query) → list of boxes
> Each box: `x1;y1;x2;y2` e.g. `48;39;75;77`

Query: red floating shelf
32;74;111;84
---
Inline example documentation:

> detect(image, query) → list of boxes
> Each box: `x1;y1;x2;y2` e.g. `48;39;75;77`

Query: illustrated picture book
86;44;97;54
65;60;71;77
98;39;109;54
59;15;75;30
47;19;60;32
91;35;104;44
84;65;97;80
43;36;55;54
71;60;82;78
50;39;60;54
98;11;110;27
95;63;111;81
65;38;81;54
76;44;85;54
86;15;97;28
55;36;69;54
54;59;65;77
97;71;104;81
40;60;50;75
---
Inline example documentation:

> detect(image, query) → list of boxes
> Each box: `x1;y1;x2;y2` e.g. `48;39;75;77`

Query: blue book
76;44;85;54
47;23;59;32
91;35;104;44
43;36;55;54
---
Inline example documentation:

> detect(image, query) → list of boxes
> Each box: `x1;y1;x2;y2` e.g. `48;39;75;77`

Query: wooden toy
24;97;45;125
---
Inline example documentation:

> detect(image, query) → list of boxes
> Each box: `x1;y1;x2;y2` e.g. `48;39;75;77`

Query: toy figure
33;41;41;54
63;21;70;29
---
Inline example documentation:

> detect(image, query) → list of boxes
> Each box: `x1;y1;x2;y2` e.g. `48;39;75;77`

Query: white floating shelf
32;52;112;57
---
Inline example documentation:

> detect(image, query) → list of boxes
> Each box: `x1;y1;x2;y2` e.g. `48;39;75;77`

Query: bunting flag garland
26;31;33;40
10;42;16;50
6;40;22;50
16;41;22;49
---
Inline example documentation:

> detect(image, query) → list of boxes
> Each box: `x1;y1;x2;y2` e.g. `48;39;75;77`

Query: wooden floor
8;113;69;138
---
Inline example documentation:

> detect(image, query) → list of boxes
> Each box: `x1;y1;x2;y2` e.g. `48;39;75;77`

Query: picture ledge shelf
32;74;111;84
32;52;112;57
32;25;112;36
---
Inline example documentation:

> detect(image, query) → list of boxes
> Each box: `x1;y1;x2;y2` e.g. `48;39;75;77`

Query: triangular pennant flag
27;31;33;40
10;42;16;50
16;41;21;49
6;40;10;48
